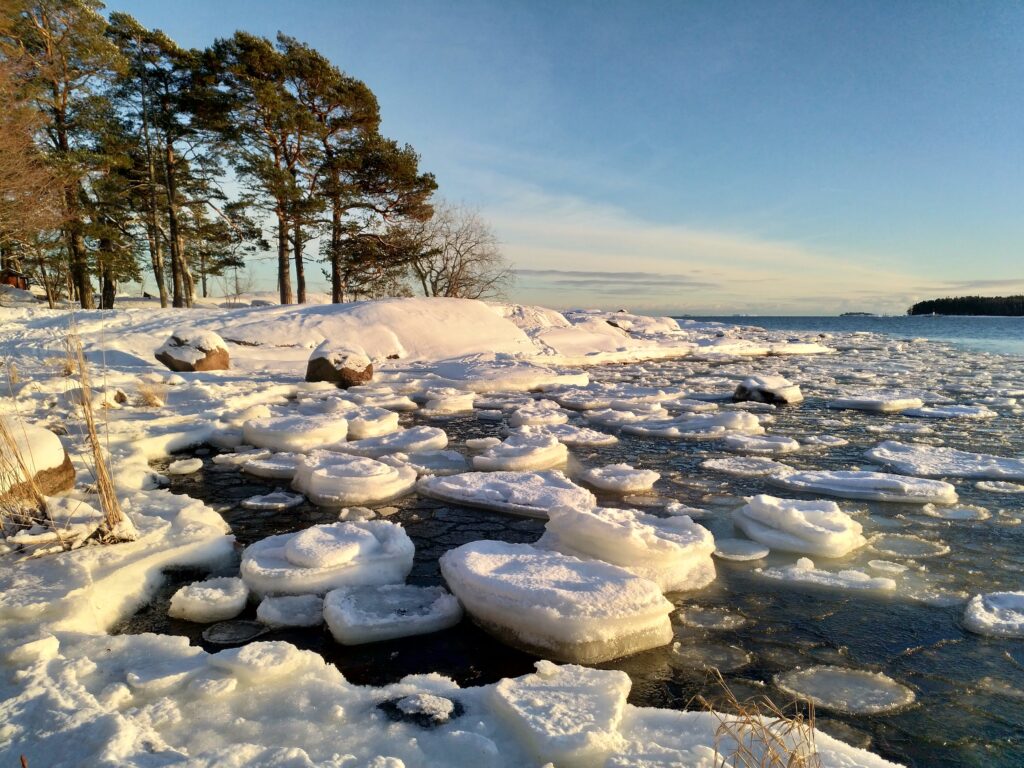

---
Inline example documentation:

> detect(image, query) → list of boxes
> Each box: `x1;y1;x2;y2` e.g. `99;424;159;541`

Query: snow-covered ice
334;425;448;457
292;452;417;506
240;521;414;596
323;584;462;644
733;375;804;405
758;557;898;592
577;463;660;493
733;494;866;558
168;577;249;623
540;506;716;592
866;440;1024;480
418;470;595;518
242;413;347;452
828;392;925;413
962;591;1024;638
471;432;568;472
770;469;958;504
440;540;674;663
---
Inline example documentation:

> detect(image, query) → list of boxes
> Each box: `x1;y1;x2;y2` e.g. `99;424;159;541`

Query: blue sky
113;0;1024;314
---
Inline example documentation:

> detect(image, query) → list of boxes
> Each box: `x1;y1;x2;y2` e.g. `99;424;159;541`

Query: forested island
907;295;1024;316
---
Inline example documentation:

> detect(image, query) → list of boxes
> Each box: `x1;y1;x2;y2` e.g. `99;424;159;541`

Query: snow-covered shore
0;297;913;767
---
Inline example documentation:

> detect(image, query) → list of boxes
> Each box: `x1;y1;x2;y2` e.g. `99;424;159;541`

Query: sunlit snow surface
4;301;1024;767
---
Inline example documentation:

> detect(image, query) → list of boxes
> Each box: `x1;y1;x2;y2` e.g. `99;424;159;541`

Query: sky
112;0;1024;315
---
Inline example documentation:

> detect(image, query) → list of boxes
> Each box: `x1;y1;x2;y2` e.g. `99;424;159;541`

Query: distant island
840;311;876;317
907;295;1024;316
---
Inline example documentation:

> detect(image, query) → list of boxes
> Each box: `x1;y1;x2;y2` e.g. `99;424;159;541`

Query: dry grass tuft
695;670;822;768
136;380;167;408
3;360;19;387
65;334;135;543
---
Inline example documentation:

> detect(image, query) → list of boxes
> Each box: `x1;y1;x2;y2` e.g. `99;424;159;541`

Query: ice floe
242;413;347;452
440;541;673;663
168;577;249;623
758;557;898;592
620;411;765;439
733;494;866;558
866;440;1024;480
539;506;716;592
828;392;924;413
323;584;462;644
240;521;414;596
333;425;448;457
471;433;568;472
291;452;417;507
418;470;595;518
578;463;660;493
775;666;916;714
509;423;619;447
733;375;803;405
713;538;771;561
962;591;1024;638
770;469;958;504
255;594;324;627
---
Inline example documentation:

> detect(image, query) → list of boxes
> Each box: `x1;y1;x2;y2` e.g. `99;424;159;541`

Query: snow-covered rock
240;521;414;596
305;341;373;388
733;494;866;558
155;329;229;372
441;541;673;664
323;584;462;644
0;417;73;496
733;375;803;405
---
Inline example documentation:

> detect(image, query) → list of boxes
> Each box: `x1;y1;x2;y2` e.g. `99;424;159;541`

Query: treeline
0;0;510;309
907;295;1024;316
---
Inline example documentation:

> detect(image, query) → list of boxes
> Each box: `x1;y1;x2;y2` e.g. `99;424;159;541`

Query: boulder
155;329;230;372
0;419;75;497
305;341;372;388
733;375;803;405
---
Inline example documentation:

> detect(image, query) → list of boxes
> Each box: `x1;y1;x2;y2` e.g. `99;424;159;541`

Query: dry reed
695;670;822;768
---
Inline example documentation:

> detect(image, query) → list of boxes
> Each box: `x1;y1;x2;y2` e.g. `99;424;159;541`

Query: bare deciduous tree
408;202;512;300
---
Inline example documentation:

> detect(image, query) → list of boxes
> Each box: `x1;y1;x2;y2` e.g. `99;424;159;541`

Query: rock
155;330;230;372
305;342;373;388
733;375;803;405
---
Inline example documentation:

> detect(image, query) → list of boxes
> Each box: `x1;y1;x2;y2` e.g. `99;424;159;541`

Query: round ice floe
578;463;660;493
168;577;249;623
758;557;897;592
828;392;924;413
241;491;305;511
675;605;747;631
240;520;414;597
380;450;469;476
775;666;916;714
540;506;716;592
621;411;765;440
471;433;568;472
167;458;203;475
284;524;381;568
906;404;997;419
669;641;752;673
869;533;949;558
417;470;595;519
208;641;307;682
292;452;416;507
702;456;791;477
422;388;476;415
508;399;570;427
242;453;302;480
509;423;618;447
323;584;462;644
242;413;347;452
770;469;958;504
803;434;849;448
921;503;990;521
439;541;673;664
713;538;770;561
343;406;400;440
733;495;866;558
335;426;448;458
202;621;269;645
867;560;909;575
256;594;324;628
963;592;1024;638
976;480;1024;494
866;440;1024;480
721;434;800;455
